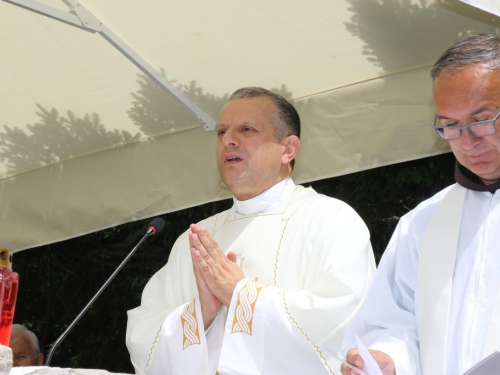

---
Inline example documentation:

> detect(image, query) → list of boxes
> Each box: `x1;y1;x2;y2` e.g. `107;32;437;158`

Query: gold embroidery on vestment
181;298;201;349
231;282;265;335
273;218;289;286
143;325;163;375
281;292;336;375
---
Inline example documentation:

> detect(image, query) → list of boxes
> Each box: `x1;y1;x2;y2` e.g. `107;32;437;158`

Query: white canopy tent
0;0;498;251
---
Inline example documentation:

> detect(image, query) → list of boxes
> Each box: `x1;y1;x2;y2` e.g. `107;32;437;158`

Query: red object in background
0;250;19;346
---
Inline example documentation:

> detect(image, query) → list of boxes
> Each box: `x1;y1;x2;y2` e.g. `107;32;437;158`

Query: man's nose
222;128;239;147
461;129;481;150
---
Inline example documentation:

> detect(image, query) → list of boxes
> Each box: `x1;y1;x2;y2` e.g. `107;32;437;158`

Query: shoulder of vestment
289;185;365;221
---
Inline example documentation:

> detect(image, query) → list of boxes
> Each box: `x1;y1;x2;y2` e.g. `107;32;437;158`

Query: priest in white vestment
126;87;375;374
342;34;500;375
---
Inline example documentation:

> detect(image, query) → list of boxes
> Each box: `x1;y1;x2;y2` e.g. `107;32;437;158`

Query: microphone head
147;217;165;235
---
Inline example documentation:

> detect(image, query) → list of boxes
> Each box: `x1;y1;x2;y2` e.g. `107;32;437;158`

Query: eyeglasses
432;110;500;140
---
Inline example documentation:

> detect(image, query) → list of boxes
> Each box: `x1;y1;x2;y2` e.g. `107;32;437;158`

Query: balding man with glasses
342;33;500;375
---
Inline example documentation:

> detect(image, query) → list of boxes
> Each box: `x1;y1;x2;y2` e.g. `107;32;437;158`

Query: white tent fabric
0;0;498;251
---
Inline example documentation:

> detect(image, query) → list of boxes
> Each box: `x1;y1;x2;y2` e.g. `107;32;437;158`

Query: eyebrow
216;121;254;129
437;107;491;120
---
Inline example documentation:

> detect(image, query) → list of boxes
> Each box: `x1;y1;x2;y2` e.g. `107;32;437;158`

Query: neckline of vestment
211;185;317;235
226;184;301;223
232;176;295;216
455;162;500;192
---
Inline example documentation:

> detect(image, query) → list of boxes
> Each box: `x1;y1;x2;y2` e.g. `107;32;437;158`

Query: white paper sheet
356;335;383;375
330;350;367;375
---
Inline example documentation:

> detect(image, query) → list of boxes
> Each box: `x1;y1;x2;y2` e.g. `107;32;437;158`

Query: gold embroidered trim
281;292;336;375
273;218;290;286
212;211;220;236
181;298;201;349
231;282;265;335
143;325;162;375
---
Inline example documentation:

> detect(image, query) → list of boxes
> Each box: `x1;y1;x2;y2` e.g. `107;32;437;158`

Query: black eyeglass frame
432;110;500;140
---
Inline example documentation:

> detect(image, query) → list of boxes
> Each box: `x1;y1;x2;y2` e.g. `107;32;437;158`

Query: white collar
232;177;295;217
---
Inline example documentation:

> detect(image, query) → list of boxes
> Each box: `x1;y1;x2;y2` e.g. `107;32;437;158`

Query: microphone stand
45;220;163;366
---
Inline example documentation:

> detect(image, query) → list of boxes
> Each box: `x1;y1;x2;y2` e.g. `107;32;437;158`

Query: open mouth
225;155;242;164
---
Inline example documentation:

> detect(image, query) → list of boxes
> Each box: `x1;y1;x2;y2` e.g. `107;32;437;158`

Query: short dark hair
431;33;500;81
228;87;301;141
228;87;300;169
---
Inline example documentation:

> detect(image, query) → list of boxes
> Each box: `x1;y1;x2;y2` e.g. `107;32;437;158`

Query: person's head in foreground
216;87;301;200
431;32;500;185
9;324;44;367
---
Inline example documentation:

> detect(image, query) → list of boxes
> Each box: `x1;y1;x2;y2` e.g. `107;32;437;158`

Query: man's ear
37;353;44;366
281;135;300;165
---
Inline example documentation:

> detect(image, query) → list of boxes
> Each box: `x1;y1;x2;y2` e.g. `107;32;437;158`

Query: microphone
45;217;166;366
146;217;165;236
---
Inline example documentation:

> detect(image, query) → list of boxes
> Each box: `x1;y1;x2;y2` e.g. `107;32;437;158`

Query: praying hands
189;223;245;330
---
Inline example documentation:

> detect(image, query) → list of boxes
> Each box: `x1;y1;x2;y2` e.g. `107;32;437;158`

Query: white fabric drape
3;0;499;251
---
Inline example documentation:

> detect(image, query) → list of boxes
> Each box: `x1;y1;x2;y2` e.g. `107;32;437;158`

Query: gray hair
228;87;301;142
430;33;500;81
11;324;41;354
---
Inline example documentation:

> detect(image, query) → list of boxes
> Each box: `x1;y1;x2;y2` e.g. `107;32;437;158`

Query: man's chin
469;166;500;183
221;177;245;194
479;176;500;185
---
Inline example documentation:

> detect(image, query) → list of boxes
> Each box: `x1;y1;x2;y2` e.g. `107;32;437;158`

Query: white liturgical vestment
343;180;500;375
127;178;375;374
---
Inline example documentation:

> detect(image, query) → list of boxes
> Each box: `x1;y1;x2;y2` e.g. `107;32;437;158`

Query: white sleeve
146;298;229;375
145;297;209;374
342;213;421;375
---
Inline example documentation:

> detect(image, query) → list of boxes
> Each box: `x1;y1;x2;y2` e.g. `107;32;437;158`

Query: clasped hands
189;224;245;330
